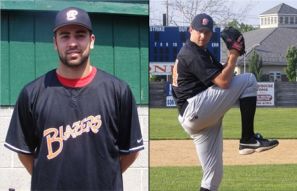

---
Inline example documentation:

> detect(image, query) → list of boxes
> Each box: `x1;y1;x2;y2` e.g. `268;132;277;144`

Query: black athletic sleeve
4;88;38;155
118;84;144;155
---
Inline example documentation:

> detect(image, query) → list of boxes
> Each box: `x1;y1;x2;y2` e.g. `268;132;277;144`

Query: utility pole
162;0;169;26
163;14;167;26
166;0;169;26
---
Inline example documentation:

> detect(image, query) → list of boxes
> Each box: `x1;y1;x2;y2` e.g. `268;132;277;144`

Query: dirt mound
150;140;297;167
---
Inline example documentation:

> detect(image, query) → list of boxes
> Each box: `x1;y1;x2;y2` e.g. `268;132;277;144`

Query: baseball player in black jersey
172;13;278;191
4;7;144;190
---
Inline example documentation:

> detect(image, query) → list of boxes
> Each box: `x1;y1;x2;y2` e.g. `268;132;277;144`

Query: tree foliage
285;46;297;81
248;50;263;81
227;19;257;33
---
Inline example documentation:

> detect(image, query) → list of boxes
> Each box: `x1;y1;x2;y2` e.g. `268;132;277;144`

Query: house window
295;16;297;24
279;17;283;24
269;72;282;82
285;17;289;24
290;16;294;24
273;17;277;24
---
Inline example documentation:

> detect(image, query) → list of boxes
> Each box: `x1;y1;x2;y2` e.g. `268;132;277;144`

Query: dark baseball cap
53;7;92;32
191;13;213;32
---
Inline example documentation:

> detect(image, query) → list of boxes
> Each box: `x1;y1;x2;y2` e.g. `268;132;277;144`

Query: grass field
150;107;297;190
150;107;297;140
150;165;297;191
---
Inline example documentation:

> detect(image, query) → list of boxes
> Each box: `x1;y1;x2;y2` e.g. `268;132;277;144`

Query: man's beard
58;51;89;68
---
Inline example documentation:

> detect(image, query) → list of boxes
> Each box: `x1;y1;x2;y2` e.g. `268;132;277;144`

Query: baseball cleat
239;133;279;155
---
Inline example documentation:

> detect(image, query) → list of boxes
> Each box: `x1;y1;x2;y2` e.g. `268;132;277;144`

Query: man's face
54;25;95;68
189;27;212;48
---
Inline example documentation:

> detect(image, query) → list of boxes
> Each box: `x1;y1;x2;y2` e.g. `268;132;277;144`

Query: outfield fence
150;81;297;107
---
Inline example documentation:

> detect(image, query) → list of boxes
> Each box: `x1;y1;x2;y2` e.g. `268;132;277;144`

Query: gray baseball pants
178;73;258;191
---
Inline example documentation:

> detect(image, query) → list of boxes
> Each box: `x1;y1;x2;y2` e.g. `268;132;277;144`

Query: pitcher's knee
240;73;258;93
241;73;257;83
248;73;257;84
247;73;258;90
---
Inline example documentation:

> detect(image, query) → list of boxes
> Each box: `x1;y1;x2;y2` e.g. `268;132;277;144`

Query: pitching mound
150;139;297;167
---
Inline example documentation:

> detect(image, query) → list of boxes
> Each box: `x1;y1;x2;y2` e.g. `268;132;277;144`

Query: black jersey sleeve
4;88;38;155
118;85;144;155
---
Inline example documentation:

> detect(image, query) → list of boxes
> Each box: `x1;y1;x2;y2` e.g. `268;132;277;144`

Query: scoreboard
149;26;221;63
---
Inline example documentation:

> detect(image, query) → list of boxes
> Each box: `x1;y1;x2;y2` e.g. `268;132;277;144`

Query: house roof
236;27;297;66
260;3;297;15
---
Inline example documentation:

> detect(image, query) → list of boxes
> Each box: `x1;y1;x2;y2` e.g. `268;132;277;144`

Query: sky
150;0;297;26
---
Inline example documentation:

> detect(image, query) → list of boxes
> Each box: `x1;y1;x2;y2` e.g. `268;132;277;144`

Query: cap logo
202;18;209;26
66;10;78;21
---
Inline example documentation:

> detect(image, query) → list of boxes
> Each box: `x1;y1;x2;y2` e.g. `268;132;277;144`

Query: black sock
200;187;210;191
239;96;256;143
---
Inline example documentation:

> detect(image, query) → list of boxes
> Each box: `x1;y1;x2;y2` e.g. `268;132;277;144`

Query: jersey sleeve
4;88;38;155
118;84;144;155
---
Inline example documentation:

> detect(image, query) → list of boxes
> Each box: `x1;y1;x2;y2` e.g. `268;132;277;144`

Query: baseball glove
221;27;245;56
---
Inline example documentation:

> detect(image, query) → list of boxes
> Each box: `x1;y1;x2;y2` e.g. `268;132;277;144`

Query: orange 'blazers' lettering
43;115;102;160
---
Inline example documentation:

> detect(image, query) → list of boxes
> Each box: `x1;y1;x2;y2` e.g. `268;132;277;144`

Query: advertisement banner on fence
166;82;275;107
257;82;275;106
166;96;176;107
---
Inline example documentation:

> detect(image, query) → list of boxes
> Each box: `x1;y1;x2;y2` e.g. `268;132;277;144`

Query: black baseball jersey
172;39;223;113
4;67;144;190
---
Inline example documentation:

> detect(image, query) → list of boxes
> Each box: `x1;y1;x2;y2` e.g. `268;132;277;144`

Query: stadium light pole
243;43;260;73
